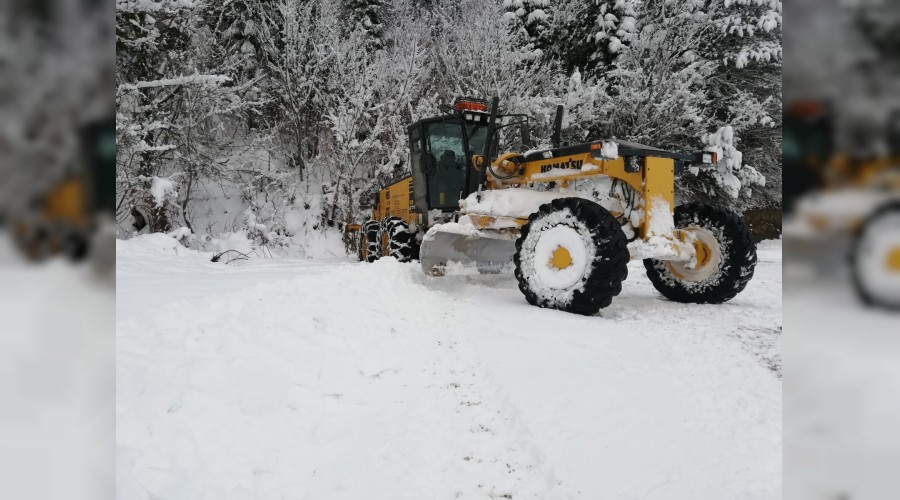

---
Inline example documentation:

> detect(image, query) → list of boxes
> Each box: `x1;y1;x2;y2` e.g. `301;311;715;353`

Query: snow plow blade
420;230;517;275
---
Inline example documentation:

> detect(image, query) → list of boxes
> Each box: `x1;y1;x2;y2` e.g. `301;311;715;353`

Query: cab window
425;122;467;209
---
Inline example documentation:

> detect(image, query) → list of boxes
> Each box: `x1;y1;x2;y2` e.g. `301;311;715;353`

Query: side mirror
423;153;437;176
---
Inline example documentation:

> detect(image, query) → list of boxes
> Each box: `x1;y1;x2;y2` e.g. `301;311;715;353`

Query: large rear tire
14;221;51;262
359;220;381;263
514;198;630;315
851;201;900;310
63;231;89;261
383;217;416;262
643;203;756;304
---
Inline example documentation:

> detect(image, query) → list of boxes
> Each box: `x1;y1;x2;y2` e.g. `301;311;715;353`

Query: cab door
422;120;468;210
409;119;471;212
407;123;429;213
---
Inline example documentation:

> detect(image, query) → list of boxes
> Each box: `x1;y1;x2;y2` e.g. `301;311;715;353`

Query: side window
782;128;801;163
425;122;467;208
410;126;421;154
407;126;429;213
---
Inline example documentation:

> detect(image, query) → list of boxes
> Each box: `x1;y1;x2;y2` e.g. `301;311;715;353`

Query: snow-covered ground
116;236;782;500
0;235;114;500
784;256;900;500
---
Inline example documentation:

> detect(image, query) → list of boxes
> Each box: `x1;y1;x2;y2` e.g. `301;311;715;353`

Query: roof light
789;100;827;118
454;97;489;113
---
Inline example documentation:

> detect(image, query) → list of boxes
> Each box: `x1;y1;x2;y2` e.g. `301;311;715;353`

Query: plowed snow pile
117;235;782;500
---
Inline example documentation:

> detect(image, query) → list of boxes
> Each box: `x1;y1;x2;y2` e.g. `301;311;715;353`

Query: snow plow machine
785;100;900;309
352;97;757;315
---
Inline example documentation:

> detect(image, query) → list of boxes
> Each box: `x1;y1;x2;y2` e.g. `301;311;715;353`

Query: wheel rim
533;225;590;289
549;245;573;270
856;211;900;304
667;226;722;282
886;247;900;273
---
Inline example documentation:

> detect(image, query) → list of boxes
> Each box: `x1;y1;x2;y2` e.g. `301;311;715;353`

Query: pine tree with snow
589;0;639;68
503;0;553;56
342;0;389;49
855;1;900;57
547;0;639;76
201;0;277;84
116;0;195;86
700;0;782;208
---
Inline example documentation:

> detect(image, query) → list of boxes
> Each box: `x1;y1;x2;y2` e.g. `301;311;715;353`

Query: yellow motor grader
353;97;757;315
10;119;116;262
785;100;900;309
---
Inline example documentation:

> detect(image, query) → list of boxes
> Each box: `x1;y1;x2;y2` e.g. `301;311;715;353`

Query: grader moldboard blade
419;228;517;275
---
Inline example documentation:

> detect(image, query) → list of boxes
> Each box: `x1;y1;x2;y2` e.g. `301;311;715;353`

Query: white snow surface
784;250;900;500
117;240;783;499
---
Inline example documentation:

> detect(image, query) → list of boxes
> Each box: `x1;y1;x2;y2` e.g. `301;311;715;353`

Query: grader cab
11;118;115;261
354;97;757;315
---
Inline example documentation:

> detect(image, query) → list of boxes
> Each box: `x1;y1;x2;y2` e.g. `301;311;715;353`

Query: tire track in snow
413;287;575;499
425;256;782;498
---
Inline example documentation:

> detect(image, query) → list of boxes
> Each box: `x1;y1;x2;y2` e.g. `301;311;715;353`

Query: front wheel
514;197;630;315
851;202;900;310
644;203;756;304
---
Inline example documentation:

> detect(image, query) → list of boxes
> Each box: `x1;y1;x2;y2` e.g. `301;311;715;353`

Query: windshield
467;124;488;156
423;122;487;209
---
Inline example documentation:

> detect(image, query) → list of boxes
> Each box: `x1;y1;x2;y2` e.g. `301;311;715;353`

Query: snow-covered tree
567;0;777;209
430;0;555;114
592;11;712;149
591;0;639;67
503;0;553;56
342;0;389;49
547;0;639;76
112;0;783;245
201;0;270;83
701;0;782;208
116;0;260;232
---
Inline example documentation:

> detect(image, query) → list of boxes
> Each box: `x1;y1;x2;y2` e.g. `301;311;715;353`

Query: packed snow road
116;235;782;500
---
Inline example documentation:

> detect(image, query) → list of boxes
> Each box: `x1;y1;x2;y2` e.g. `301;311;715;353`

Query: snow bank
205;231;257;256
116;233;208;259
291;228;346;259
